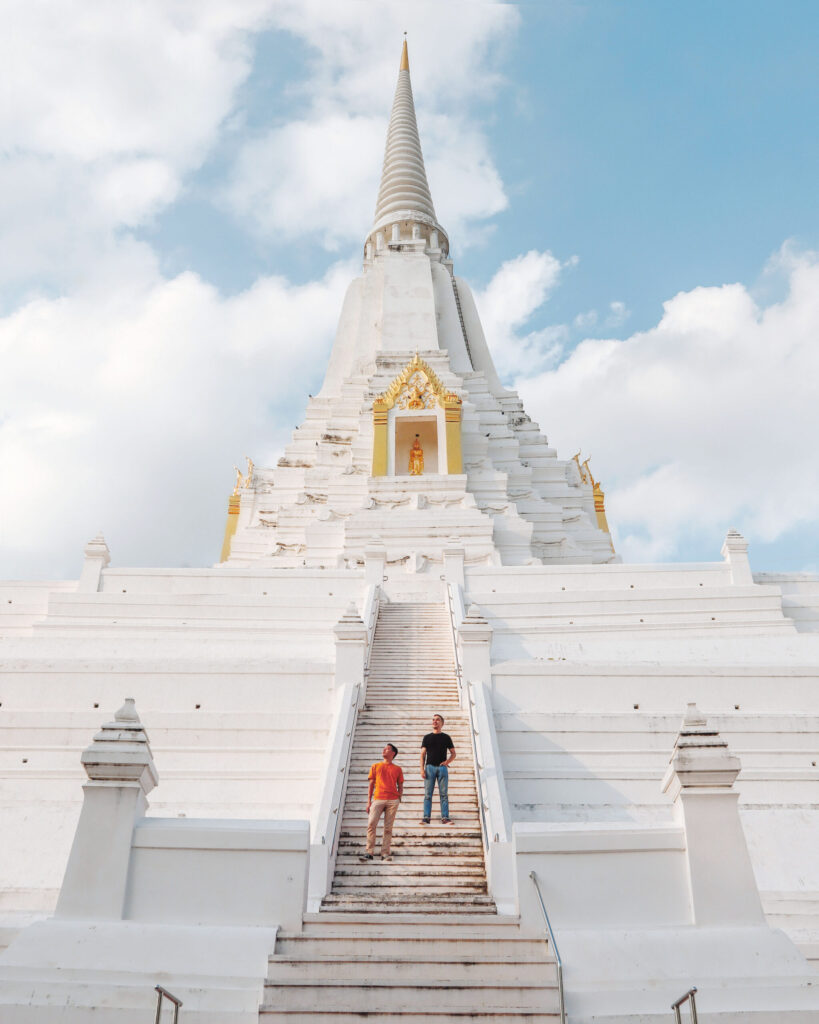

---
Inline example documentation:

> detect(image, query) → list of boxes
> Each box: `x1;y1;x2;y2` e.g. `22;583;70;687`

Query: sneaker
441;818;453;825
419;818;430;825
381;854;393;862
359;853;374;861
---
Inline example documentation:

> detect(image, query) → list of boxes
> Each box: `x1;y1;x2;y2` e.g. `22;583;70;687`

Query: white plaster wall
430;261;473;373
757;572;819;633
0;581;76;637
125;818;308;931
0;568;366;921
453;277;511;399
515;823;691;932
317;276;364;398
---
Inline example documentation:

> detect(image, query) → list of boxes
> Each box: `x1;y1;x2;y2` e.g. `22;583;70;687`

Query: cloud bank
512;243;819;565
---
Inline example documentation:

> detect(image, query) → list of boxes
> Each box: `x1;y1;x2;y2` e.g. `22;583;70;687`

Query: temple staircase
260;600;562;1021
325;599;490;913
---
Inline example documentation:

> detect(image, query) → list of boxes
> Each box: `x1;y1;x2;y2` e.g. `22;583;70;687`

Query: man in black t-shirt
419;713;456;824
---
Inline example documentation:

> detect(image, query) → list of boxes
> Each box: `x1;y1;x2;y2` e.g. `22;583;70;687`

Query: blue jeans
423;764;449;820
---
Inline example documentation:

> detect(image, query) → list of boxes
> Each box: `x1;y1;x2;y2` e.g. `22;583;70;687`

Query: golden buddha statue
408;434;424;475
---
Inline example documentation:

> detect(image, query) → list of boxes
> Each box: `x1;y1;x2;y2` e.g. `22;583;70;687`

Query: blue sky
1;1;817;577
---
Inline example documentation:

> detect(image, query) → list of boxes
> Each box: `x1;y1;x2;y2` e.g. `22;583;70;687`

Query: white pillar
77;533;111;593
56;699;157;920
376;231;385;251
721;527;753;585
364;540;387;586
662;703;765;926
430;229;439;250
391;223;400;243
333;603;367;691
443;542;465;589
458;604;492;688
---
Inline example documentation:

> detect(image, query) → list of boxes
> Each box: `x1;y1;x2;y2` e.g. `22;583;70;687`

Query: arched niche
372;355;462;477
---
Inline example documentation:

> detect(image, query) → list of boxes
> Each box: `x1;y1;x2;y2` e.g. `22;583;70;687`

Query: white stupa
0;40;817;1024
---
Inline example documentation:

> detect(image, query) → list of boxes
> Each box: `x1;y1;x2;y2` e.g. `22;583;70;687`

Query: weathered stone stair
261;913;562;1021
323;600;492;913
259;599;562;1021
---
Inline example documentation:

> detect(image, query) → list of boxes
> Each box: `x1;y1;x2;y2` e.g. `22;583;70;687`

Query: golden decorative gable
374;354;460;411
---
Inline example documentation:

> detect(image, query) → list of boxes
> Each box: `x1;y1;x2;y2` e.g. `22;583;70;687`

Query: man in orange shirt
363;743;404;861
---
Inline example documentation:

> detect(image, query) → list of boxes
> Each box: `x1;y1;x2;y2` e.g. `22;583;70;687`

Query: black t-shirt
422;731;454;767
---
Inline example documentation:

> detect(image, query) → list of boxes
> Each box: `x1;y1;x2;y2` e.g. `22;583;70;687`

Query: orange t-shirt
369;761;403;801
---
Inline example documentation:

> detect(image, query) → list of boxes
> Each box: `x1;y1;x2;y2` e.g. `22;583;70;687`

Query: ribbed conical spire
369;40;448;253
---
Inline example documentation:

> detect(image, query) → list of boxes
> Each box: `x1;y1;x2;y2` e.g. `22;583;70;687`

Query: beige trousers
366;799;399;855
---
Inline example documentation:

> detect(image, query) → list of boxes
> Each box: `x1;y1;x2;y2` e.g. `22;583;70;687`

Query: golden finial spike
400;37;409;71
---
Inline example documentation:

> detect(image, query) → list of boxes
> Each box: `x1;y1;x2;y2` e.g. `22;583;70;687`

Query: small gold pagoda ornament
408;434;424;475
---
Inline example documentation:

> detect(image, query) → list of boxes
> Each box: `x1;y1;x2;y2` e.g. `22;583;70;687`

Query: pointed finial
400;35;409;71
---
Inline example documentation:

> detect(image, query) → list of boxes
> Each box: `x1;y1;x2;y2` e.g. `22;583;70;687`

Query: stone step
339;824;482;833
276;938;546;957
321;891;496;906
300;911;518;927
260;1012;561;1022
267;958;553;983
332;867;486;880
336;843;484;855
260;981;559;1013
332;881;487;893
319;903;499;916
334;853;485;865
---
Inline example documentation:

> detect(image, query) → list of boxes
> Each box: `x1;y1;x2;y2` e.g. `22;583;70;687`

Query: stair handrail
467;679;511;845
444;581;491;851
671;987;698;1023
154;985;182;1023
307;584;379;907
529;870;566;1024
363;582;381;681
327;583;380;858
444;580;466;702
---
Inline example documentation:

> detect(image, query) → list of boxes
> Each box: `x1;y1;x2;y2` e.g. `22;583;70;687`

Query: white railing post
468;678;516;915
56;699;157;920
78;533;110;593
662;703;765;926
721;528;753;585
443;587;517;915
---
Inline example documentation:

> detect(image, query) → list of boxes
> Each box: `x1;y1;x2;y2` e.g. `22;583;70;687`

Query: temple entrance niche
371;355;463;478
394;415;439;476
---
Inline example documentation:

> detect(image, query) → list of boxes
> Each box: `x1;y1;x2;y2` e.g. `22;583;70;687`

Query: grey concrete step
260;1013;560;1022
267;958;550;983
260;981;559;1013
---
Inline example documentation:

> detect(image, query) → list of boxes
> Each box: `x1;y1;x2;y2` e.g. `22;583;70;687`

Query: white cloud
0;258;355;578
225;113;384;250
0;1;273;296
515;243;819;564
606;300;629;327
473;250;571;377
574;310;598;330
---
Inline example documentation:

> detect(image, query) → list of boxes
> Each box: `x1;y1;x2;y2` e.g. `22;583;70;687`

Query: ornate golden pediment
374;354;461;412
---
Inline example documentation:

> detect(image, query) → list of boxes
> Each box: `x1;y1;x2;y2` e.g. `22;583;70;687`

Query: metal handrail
529;870;566;1024
671;987;698;1023
444;581;464;696
154;985;182;1023
363;584;381;678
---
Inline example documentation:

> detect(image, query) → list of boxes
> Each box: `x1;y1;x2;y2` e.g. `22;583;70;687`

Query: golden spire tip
400;37;409;71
